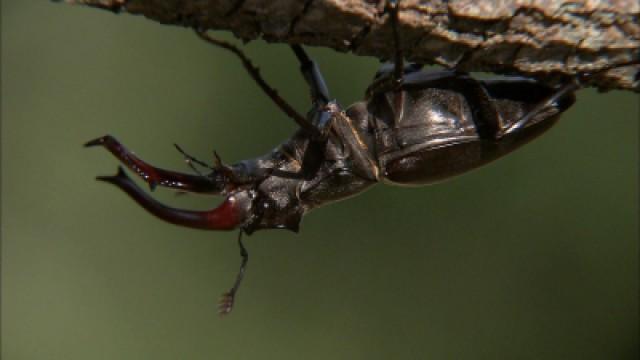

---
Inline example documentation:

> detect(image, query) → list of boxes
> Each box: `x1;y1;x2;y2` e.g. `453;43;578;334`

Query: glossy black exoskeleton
87;1;627;314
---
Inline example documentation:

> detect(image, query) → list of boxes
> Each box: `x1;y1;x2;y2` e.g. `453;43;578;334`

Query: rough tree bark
60;0;640;92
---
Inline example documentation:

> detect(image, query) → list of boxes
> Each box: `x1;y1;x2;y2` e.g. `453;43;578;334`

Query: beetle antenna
182;157;206;178
219;230;249;316
174;143;216;177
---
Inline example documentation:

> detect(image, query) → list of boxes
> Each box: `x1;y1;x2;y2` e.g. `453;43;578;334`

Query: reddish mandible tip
96;166;249;231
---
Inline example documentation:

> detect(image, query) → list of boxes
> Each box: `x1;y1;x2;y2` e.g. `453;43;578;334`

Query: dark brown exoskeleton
86;1;634;314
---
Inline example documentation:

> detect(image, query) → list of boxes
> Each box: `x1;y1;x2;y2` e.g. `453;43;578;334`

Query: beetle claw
218;291;236;316
86;135;223;194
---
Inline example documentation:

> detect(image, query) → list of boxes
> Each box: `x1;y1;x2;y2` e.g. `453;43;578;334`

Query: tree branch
59;0;640;91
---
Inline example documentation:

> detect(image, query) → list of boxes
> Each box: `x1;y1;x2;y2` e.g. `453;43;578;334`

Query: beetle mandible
86;0;634;314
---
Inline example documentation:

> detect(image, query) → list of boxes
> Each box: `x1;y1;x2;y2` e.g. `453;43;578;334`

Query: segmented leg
285;46;380;181
501;59;640;136
388;0;404;88
86;135;223;194
365;1;407;126
290;45;330;106
288;44;340;142
218;231;249;316
195;30;319;137
426;73;507;139
397;71;565;140
96;167;248;230
489;59;640;136
268;109;333;180
271;102;379;182
249;45;335;181
502;80;580;136
375;0;405;128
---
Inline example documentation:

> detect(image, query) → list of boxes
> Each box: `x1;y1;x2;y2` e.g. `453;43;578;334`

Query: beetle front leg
502;80;580;136
85;135;225;194
268;108;335;181
290;45;330;107
195;31;319;137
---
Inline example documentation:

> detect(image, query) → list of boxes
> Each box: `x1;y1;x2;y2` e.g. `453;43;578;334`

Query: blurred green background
2;1;638;359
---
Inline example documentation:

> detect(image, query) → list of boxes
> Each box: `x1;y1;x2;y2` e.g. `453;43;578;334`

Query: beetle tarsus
218;231;249;316
218;292;235;316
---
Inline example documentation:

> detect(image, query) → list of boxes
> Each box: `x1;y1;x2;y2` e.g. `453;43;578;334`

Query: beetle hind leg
502;80;580;136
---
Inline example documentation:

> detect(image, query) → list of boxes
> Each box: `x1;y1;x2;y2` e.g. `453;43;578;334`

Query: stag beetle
86;1;634;314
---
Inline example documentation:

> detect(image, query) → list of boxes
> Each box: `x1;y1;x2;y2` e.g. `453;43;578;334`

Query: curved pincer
86;135;224;194
96;167;252;231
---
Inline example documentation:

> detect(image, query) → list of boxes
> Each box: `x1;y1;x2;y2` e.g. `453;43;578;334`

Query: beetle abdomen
382;139;490;185
372;81;573;186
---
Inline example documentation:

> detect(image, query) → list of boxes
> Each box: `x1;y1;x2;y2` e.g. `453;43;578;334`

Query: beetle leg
434;74;559;140
252;42;339;182
218;231;249;316
86;135;223;194
366;63;423;99
269;103;379;182
195;30;319;137
443;75;506;139
502;80;580;136
490;61;640;137
269;109;333;180
387;0;404;89
96;166;250;230
386;0;406;128
398;71;513;139
290;45;330;106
